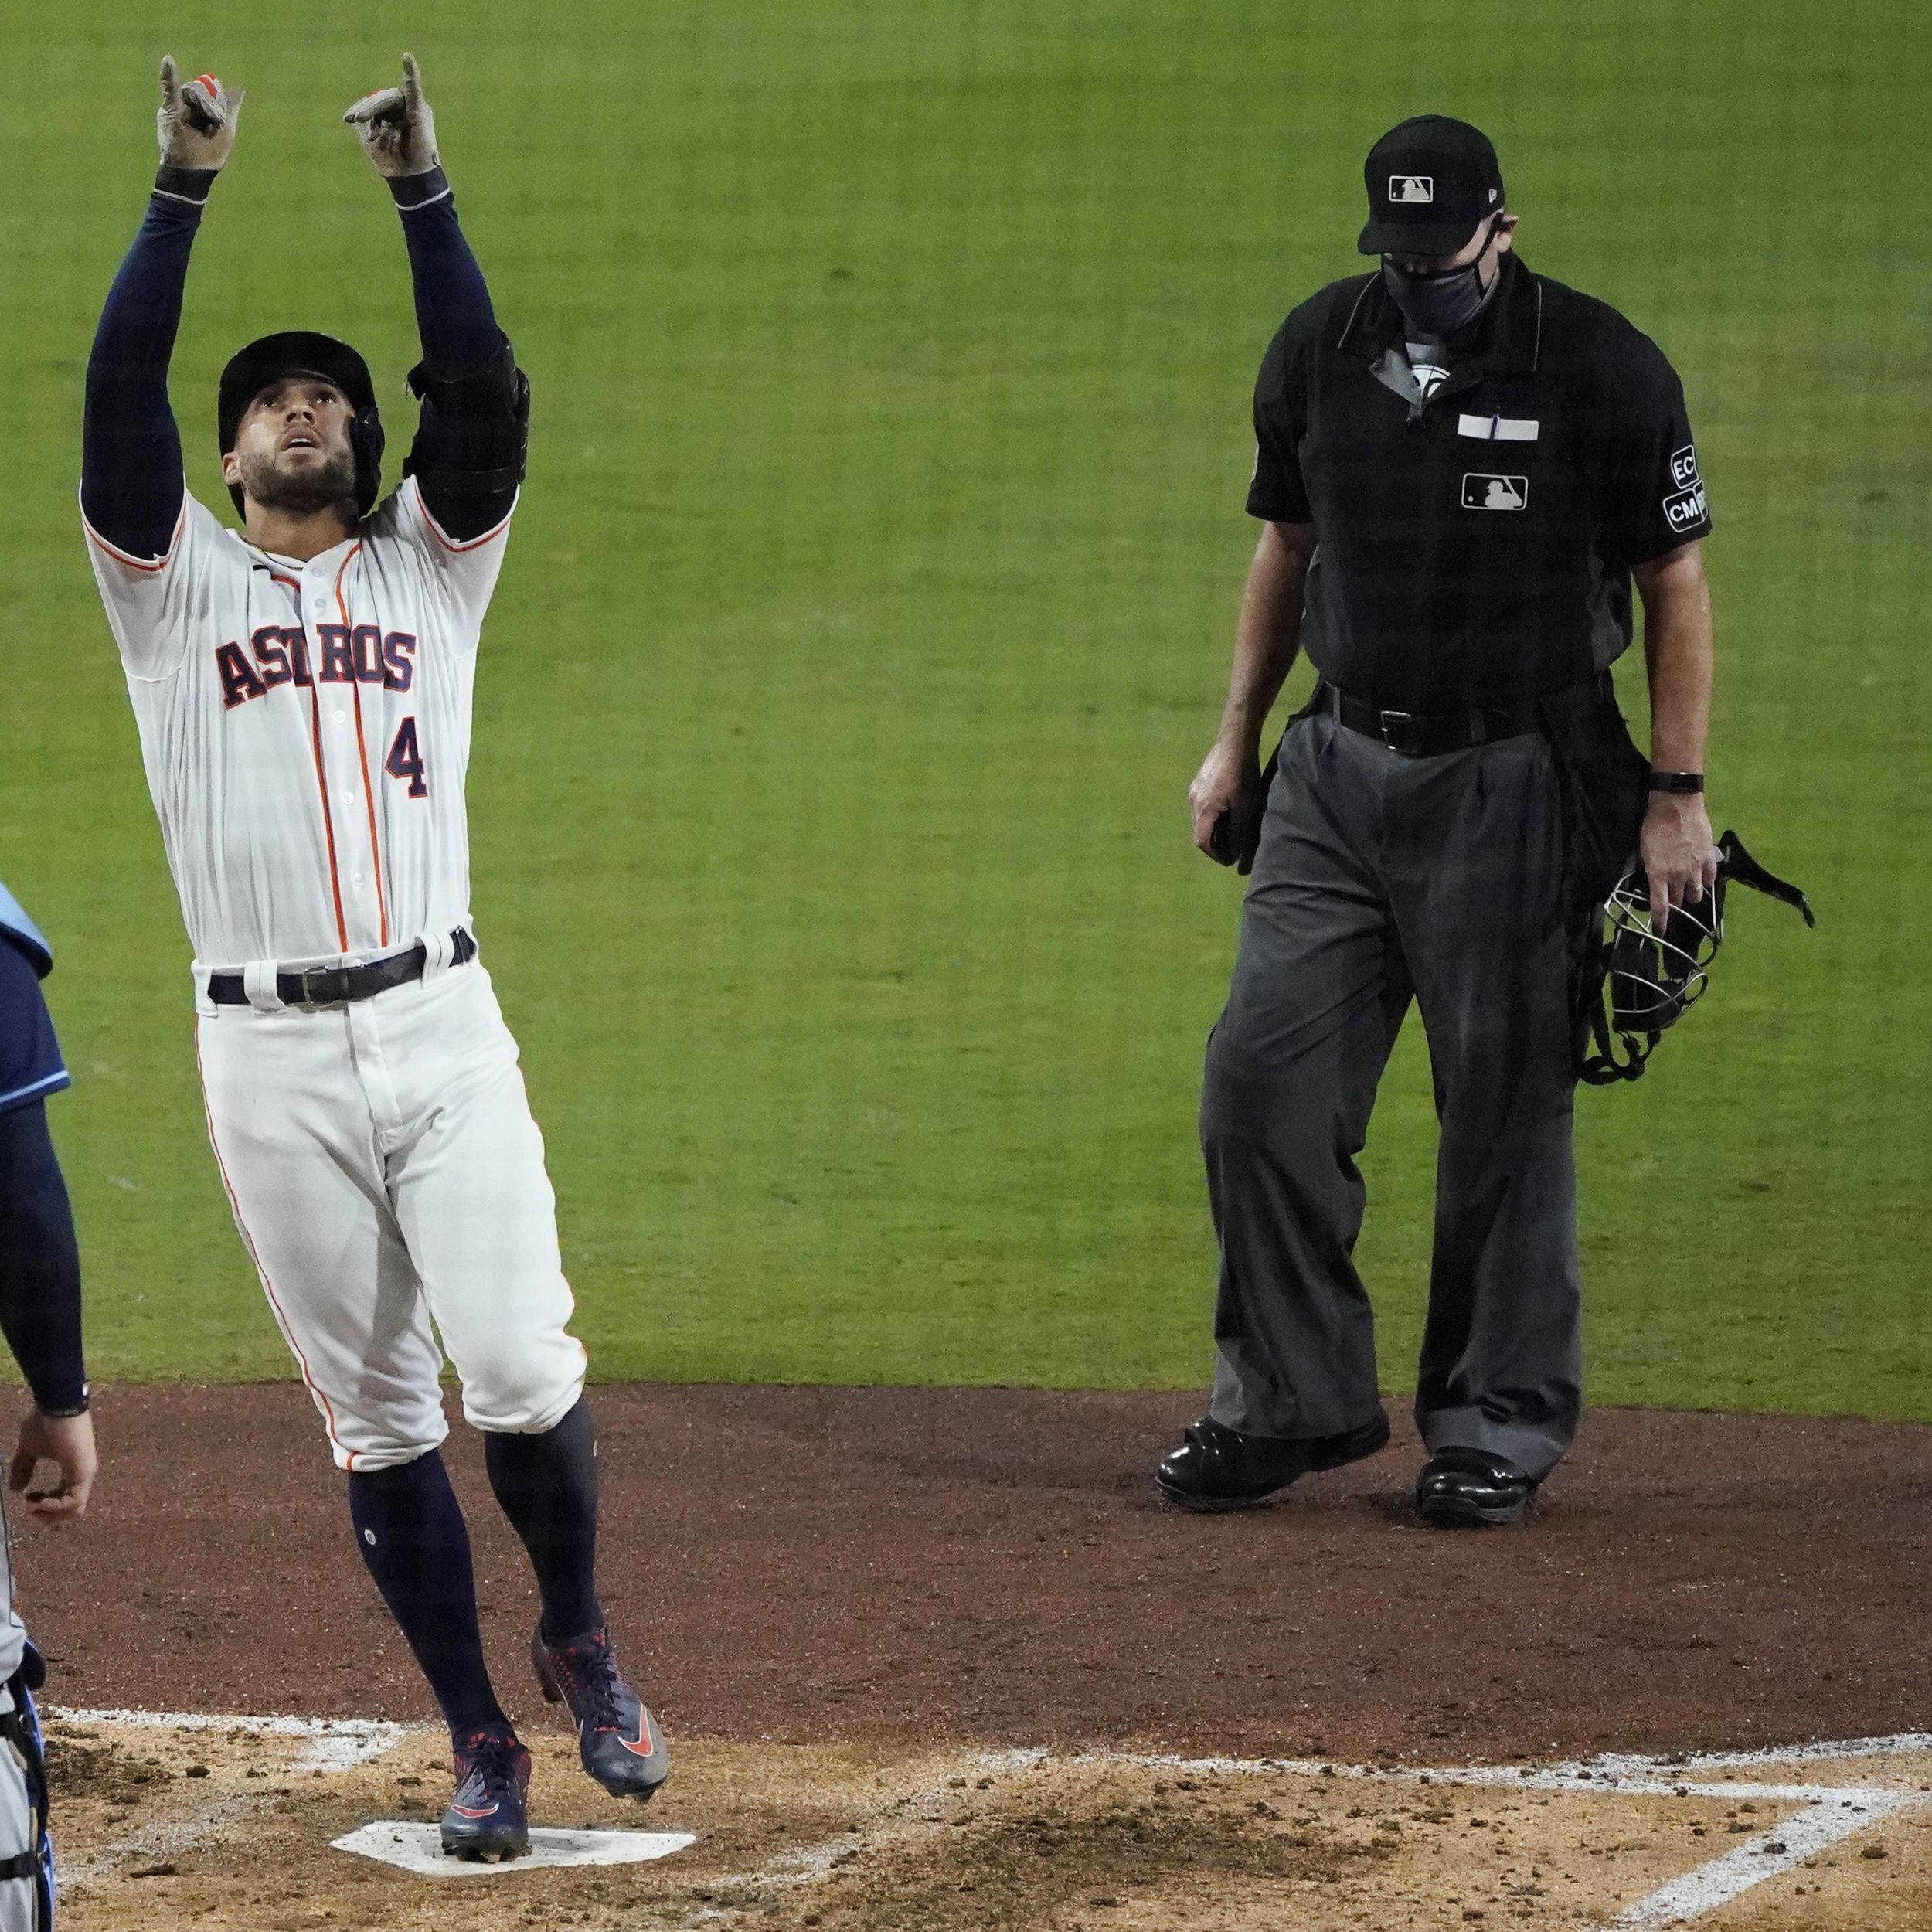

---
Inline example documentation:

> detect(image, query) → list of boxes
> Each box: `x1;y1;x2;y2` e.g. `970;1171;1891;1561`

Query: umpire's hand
10;1408;97;1527
157;56;243;172
1641;791;1720;934
1190;738;1264;870
344;53;440;178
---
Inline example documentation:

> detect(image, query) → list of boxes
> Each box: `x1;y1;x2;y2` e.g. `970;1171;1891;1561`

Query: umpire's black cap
1357;115;1505;255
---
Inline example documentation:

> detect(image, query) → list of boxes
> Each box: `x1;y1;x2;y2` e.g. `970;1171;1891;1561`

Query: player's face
224;376;359;516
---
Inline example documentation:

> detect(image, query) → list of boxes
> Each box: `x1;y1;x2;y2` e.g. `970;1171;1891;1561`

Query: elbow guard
401;337;531;501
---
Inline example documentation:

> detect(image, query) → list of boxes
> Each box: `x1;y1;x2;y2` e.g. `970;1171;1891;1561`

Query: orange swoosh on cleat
618;1715;659;1759
449;1803;499;1819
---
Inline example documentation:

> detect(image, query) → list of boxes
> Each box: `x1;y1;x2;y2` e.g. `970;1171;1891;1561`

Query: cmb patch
1663;483;1708;532
1461;472;1528;511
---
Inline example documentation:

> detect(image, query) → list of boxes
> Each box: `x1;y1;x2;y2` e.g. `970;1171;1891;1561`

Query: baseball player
81;56;665;1859
0;880;97;1927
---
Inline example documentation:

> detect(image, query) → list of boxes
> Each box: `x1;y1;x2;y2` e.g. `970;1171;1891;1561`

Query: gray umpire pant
1201;707;1580;1479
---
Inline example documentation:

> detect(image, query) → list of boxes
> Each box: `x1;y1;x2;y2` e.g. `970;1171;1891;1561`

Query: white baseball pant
195;955;587;1470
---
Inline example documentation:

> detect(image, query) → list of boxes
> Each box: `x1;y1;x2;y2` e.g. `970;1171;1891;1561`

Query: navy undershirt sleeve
0;1103;87;1416
80;167;216;560
389;168;502;380
0;940;83;1413
389;169;520;539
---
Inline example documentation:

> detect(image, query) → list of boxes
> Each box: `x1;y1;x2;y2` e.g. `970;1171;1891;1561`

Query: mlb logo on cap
1360;116;1505;257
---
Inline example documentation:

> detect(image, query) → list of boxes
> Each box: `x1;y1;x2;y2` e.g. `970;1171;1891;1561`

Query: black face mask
1382;223;1502;338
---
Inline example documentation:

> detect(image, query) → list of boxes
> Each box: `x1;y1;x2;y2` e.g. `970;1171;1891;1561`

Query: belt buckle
1379;708;1422;755
298;967;336;1007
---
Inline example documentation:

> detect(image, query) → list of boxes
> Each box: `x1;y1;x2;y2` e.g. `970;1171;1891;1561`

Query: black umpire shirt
1247;252;1712;712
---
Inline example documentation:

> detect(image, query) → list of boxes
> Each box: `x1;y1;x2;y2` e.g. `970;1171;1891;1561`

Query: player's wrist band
153;165;218;206
389;166;452;213
1647;770;1705;794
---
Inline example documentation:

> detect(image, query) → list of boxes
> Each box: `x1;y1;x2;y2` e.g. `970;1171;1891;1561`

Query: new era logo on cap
1390;175;1434;203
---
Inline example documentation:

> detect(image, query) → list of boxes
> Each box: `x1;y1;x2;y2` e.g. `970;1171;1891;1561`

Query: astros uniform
86;478;587;1470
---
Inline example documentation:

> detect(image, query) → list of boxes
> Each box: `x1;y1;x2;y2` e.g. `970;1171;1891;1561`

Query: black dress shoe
1415;1447;1539;1528
1155;1410;1390;1512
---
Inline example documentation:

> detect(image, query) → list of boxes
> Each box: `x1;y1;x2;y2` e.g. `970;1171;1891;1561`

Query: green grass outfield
1;1;1926;1416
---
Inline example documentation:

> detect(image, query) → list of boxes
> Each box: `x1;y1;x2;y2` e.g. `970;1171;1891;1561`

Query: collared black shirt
1247;253;1711;710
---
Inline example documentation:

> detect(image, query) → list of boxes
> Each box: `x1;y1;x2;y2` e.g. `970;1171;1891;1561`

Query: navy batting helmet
217;332;386;518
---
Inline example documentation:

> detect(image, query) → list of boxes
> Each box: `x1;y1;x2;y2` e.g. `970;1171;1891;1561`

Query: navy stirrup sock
484;1394;605;1643
348;1450;507;1737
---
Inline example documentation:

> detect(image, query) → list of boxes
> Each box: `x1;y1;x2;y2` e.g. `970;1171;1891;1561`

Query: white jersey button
333;710;346;723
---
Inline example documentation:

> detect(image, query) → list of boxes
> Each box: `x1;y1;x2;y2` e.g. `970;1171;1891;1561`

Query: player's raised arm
345;54;529;542
80;58;243;561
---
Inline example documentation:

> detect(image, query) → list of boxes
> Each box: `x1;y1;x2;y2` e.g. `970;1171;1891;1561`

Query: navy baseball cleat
531;1621;671;1801
440;1726;532;1862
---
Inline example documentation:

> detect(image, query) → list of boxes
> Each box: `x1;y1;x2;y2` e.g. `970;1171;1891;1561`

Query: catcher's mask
217;332;385;519
1577;830;1815;1085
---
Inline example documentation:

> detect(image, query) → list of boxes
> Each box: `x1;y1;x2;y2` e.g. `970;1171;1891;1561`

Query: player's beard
237;443;359;519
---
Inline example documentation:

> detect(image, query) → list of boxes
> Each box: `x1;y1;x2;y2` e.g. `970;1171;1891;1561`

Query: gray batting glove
343;52;439;177
156;55;243;171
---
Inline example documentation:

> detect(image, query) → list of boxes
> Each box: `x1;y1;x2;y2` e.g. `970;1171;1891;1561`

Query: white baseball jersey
84;476;514;998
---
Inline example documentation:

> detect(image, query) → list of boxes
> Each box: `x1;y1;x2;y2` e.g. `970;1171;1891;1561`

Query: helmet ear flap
349;403;386;516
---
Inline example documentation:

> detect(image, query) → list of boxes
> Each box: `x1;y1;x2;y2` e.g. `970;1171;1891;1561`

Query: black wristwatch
1647;770;1705;794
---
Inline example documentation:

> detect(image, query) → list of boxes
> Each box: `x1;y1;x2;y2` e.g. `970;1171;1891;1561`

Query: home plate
332;1820;697;1876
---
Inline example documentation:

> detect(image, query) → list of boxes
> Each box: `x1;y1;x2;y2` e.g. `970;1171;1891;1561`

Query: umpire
1155;116;1718;1526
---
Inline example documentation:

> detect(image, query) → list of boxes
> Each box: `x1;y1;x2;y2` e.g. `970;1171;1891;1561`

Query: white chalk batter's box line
1043;1732;1932;1929
48;1711;1932;1925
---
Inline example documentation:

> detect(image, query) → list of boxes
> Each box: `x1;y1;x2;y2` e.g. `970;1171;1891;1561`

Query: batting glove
344;53;440;178
156;56;243;171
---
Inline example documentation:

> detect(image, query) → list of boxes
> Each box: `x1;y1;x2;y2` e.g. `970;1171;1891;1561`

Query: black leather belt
206;929;476;1008
1318;681;1547;757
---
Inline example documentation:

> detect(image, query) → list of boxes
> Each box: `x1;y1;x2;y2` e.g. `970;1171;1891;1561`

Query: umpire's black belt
1318;681;1549;757
206;929;477;1009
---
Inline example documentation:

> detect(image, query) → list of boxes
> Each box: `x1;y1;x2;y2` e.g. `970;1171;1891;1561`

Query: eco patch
1461;473;1528;511
1670;444;1700;490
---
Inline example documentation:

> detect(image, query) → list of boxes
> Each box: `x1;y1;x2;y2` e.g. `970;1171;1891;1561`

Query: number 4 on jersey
385;716;429;798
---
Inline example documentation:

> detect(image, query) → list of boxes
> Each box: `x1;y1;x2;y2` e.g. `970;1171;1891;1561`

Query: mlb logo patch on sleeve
1461;473;1528;511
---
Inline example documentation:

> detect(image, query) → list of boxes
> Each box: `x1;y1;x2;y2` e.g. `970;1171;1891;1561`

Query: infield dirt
24;1383;1932;1928
45;1724;1932;1931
